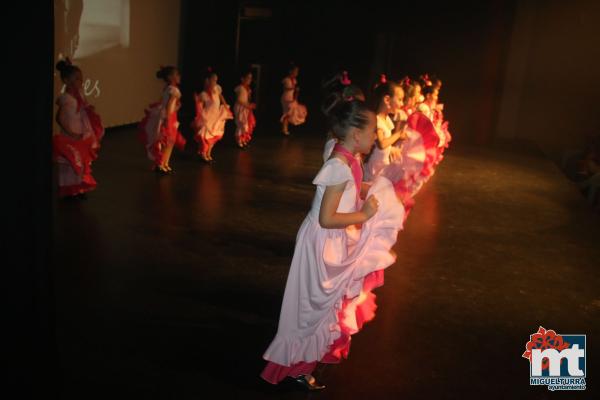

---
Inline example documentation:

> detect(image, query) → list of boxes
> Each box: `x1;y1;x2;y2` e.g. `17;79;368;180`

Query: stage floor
53;128;599;399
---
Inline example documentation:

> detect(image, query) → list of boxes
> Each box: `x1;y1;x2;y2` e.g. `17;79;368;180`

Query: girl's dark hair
418;74;433;88
343;85;365;101
321;71;365;116
56;59;80;80
201;67;218;95
322;84;365;116
201;67;217;87
372;73;387;91
326;96;372;140
287;62;298;74
156;65;177;82
368;81;399;112
321;70;346;92
403;80;421;99
422;84;437;97
205;66;217;79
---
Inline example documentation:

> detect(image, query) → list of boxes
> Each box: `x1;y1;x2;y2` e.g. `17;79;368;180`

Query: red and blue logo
522;326;586;391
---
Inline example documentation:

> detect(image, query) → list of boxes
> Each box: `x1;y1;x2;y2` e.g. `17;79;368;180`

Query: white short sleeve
282;77;293;89
200;91;210;103
168;86;181;99
56;93;76;108
313;158;353;187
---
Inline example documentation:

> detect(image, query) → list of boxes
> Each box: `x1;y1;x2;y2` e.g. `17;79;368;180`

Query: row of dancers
259;70;452;390
53;59;308;194
53;57;454;392
139;63;307;172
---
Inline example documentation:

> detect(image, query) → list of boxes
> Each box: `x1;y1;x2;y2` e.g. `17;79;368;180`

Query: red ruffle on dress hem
162;112;186;151
53;134;97;196
407;112;439;184
243;110;256;143
436;121;452;164
86;106;104;142
193;103;232;154
138;101;162;164
260;270;384;384
260;360;318;384
321;269;384;363
58;176;97;197
138;106;186;166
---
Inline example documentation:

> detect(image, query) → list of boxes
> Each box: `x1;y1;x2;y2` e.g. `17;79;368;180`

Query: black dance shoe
290;374;325;391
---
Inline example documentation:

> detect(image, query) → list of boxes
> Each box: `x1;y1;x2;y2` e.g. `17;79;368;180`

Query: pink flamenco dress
364;115;396;182
261;143;405;384
138;85;187;167
388;109;427;217
192;84;233;154
367;108;441;221
233;84;256;144
431;104;452;165
405;110;440;188
53;87;104;197
280;76;307;126
363;112;424;218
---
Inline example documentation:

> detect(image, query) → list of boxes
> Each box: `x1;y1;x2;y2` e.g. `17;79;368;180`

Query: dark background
177;0;516;145
177;0;600;158
15;0;600;396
